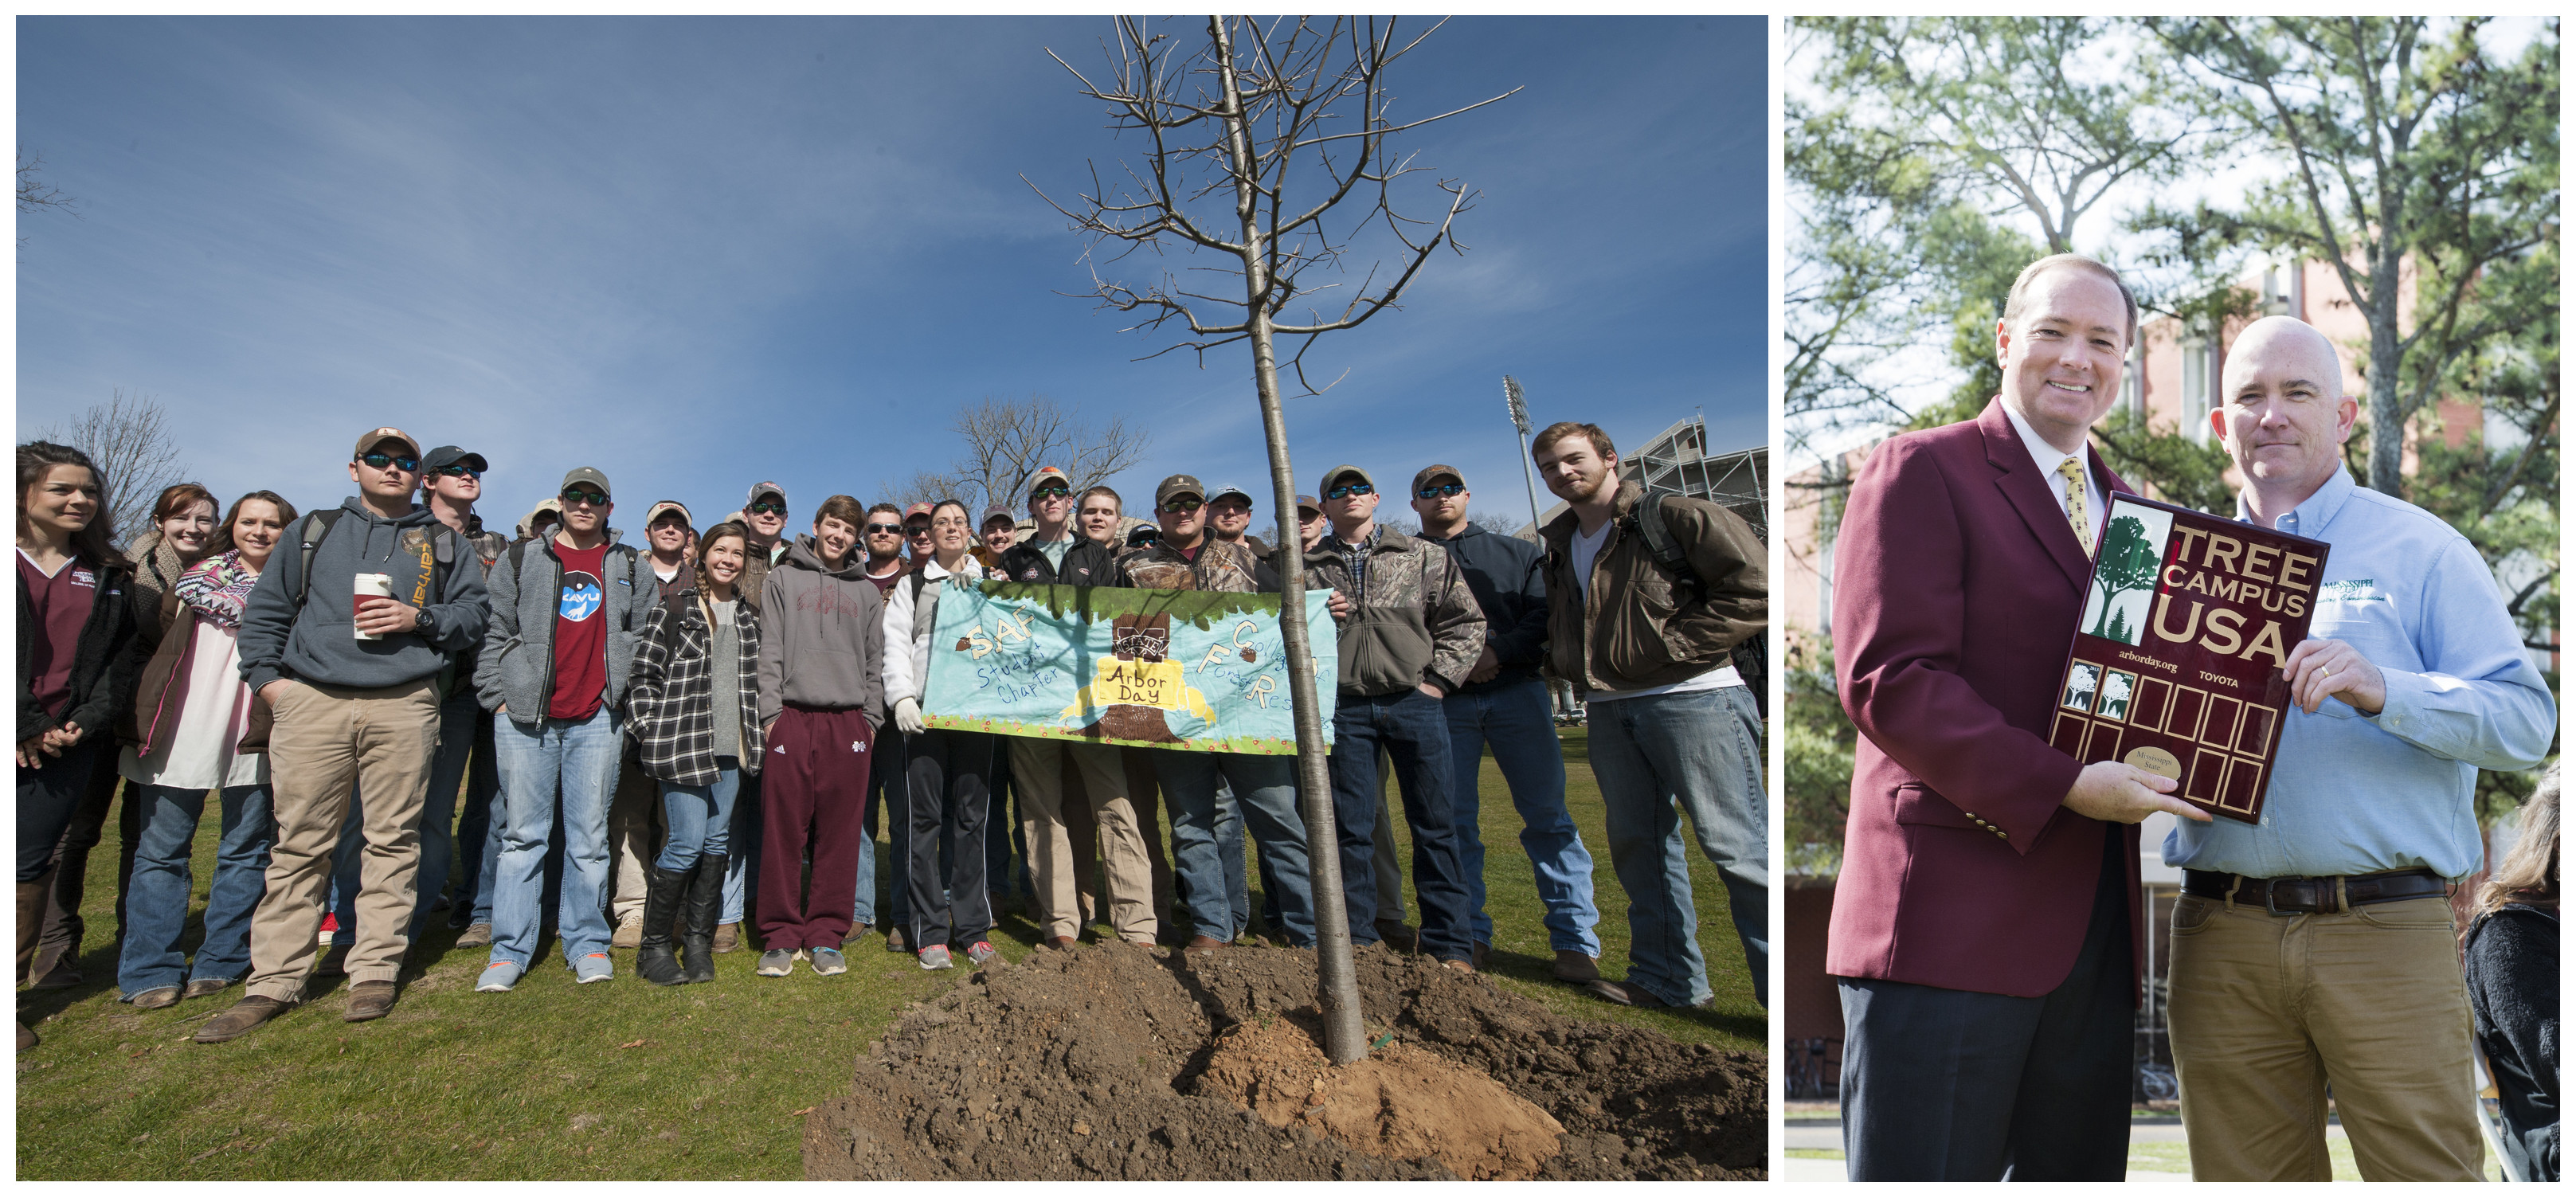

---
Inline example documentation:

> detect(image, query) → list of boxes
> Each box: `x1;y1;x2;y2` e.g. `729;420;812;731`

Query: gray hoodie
756;534;884;726
476;532;658;725
237;497;490;695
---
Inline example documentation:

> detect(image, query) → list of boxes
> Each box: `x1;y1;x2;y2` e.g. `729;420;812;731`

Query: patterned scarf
174;550;261;631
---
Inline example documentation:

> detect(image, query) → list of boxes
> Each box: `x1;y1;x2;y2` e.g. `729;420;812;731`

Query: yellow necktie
2057;458;2093;554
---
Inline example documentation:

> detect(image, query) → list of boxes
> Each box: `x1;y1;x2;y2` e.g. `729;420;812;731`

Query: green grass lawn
18;726;1760;1179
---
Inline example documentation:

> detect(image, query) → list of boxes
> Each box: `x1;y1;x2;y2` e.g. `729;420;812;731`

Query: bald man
2163;316;2555;1181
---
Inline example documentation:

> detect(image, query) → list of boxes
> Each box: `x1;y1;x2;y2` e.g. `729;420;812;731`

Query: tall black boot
680;854;724;985
636;863;690;987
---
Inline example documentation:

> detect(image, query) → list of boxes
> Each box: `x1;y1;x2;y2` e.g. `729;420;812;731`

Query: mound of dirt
801;940;1764;1180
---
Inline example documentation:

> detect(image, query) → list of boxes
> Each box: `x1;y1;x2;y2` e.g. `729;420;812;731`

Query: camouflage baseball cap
1318;464;1374;495
1155;473;1206;507
1411;464;1464;494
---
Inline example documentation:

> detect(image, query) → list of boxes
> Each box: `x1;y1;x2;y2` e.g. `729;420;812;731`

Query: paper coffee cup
354;574;394;640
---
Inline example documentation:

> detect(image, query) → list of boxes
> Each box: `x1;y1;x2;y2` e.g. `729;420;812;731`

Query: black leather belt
2183;867;2447;915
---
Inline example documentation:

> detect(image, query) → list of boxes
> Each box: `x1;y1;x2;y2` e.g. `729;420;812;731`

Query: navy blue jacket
1417;523;1547;695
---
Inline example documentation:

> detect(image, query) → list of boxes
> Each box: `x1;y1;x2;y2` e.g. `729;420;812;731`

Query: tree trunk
1209;15;1367;1066
2366;284;2406;499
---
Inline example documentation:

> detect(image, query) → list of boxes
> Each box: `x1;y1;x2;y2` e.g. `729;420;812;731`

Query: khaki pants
1009;738;1154;942
2168;891;2481;1181
245;677;440;1000
608;750;664;921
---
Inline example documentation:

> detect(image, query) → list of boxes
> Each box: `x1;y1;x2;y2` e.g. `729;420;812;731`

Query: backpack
292;508;459;613
1628;494;1767;718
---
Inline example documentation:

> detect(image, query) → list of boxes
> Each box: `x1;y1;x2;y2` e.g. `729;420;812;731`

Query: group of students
16;416;1771;1051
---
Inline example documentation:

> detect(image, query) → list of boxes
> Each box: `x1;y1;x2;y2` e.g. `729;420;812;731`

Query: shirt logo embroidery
560;571;604;621
69;569;96;589
2316;579;2389;605
851;741;863;752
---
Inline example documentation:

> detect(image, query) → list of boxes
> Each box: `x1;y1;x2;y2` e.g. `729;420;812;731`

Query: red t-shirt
547;541;612;721
863;559;905;597
17;550;100;718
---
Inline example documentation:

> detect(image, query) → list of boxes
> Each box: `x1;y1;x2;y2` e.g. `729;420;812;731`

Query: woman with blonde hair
113;491;297;1009
626;522;763;985
2464;765;2559;1181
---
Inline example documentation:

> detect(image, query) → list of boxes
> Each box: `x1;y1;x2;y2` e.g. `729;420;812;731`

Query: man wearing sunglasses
1303;464;1487;973
396;446;507;948
851;500;914;950
200;428;490;1042
1409;465;1603;982
473;468;659;992
1115;474;1314;957
735;483;793;614
994;466;1140;949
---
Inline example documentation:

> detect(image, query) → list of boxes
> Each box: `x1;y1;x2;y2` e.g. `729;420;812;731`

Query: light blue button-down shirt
2163;465;2556;880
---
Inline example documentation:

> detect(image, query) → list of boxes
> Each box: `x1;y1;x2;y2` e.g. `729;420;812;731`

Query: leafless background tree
1035;16;1509;1063
18;150;78;251
40;389;187;545
895;393;1152;515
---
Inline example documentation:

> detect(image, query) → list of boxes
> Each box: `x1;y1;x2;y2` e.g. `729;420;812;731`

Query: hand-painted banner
921;582;1337;754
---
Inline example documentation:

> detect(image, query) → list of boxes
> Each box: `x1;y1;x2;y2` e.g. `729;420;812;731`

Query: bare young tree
18;150;79;250
40;389;186;544
1033;16;1510;1064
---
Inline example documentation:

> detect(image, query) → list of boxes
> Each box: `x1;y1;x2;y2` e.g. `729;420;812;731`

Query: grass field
17;726;1759;1180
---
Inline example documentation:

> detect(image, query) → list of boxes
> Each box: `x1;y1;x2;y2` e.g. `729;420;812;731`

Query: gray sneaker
756;949;796;977
918;945;953;971
573;952;614;985
476;960;523;992
965;941;998;968
809;947;848;976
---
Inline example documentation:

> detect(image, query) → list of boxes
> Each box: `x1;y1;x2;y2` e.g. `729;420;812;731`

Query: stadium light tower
1503;375;1545;538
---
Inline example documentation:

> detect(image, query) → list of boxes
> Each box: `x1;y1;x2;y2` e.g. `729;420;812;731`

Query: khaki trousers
1008;738;1154;942
2168;891;2481;1181
246;678;440;1000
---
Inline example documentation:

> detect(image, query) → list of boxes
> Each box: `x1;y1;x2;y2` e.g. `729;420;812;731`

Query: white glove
894;696;926;736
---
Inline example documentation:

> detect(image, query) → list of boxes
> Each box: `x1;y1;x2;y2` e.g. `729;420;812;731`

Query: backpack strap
1630;494;1705;606
292;509;346;612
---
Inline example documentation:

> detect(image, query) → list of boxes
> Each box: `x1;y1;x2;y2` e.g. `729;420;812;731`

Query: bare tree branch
39;388;187;543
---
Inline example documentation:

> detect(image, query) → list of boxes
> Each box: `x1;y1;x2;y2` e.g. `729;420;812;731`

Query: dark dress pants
1838;824;2134;1181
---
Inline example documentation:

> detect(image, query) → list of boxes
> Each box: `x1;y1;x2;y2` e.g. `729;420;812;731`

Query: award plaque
2050;495;2331;824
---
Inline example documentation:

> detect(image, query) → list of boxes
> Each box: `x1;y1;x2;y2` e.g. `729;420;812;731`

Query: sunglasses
1415;483;1464;499
863;523;904;535
1159;497;1204;515
1326;482;1374;499
429;464;482;480
1028;484;1071;500
560;488;610;507
358;452;421;472
746;501;787;515
905;523;932;535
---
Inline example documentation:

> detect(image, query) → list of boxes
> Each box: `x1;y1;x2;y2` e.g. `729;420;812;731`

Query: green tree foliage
2138;17;2562;500
2088;513;2163;639
1784;636;1855;879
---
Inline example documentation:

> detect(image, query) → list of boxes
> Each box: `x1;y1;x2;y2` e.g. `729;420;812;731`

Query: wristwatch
413;605;434;632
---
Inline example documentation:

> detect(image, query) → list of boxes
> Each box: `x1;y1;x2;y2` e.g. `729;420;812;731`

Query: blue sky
18;16;1767;540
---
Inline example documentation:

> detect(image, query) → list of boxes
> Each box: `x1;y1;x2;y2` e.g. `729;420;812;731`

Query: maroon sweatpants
758;704;875;951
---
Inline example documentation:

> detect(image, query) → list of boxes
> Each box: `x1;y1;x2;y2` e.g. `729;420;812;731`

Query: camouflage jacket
1113;537;1277;595
1302;525;1486;698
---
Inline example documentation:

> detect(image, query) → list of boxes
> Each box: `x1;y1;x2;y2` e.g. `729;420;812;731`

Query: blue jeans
118;782;272;997
1158;751;1315;946
487;708;621;970
1447;675;1601;956
1586;684;1768;1008
1325;688;1473;961
656;758;739;871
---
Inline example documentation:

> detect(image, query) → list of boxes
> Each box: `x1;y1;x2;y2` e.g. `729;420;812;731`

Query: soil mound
801;941;1763;1180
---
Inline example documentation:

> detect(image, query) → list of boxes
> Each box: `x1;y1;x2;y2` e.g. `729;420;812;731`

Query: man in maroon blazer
1828;253;2210;1180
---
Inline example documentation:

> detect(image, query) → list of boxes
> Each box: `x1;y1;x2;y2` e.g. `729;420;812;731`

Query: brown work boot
15;1020;34;1051
1471;940;1491;971
28;944;81;990
343;981;398;1023
712;922;740;953
194;995;293;1043
130;986;182;1010
611;910;644;949
1442;957;1476;976
1042;936;1077;951
1582;978;1667;1008
181;977;230;1000
1184;934;1223;957
17;872;54;985
1551;950;1602;984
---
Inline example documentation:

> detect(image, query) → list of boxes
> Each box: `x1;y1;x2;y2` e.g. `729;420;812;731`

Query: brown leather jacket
1538;483;1765;695
120;590;272;758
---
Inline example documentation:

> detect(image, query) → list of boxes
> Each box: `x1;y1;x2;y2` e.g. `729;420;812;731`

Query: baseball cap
1155;473;1206;507
353;427;421;460
1318;464;1373;495
747;480;788;507
1026;466;1071;495
1411;464;1465;494
644;500;693;528
560;468;613;500
903;502;935;522
419;445;487;476
1208;484;1254;505
1126;523;1161;547
982;503;1017;528
1294;494;1321;517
